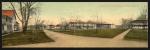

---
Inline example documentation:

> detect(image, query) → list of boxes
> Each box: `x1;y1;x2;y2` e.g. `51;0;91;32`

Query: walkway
112;29;131;40
3;29;148;48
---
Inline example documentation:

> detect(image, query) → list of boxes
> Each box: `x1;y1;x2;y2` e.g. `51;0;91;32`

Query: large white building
67;21;114;30
130;20;148;29
2;10;19;34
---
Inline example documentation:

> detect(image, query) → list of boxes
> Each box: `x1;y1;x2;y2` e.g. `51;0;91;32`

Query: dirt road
3;29;148;48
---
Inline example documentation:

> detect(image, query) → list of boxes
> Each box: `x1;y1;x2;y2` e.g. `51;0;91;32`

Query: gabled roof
2;10;15;17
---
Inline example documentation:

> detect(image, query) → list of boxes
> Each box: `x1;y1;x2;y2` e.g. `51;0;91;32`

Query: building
2;10;19;34
130;20;148;29
67;21;113;30
55;24;62;29
14;22;20;31
96;24;113;29
68;22;88;30
48;25;55;29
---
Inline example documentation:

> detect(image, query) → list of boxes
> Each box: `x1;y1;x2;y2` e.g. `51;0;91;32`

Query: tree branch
10;2;22;23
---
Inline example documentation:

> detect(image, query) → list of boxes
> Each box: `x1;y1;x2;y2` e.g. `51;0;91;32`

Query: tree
137;8;148;20
94;16;99;33
121;18;133;29
34;9;45;30
10;2;38;32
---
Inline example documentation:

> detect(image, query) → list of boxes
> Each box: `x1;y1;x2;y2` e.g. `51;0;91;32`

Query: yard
124;29;148;41
2;30;54;46
53;29;126;38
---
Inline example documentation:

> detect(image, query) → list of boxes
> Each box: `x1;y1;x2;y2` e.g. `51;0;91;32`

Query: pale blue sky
2;2;148;25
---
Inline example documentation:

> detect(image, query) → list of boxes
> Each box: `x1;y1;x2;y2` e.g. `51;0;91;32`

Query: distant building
2;10;19;34
27;24;47;30
67;21;113;30
96;24;113;29
48;25;55;29
68;22;89;30
130;20;148;29
55;24;62;29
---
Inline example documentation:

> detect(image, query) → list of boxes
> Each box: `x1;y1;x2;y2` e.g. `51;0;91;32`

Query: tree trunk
22;21;27;32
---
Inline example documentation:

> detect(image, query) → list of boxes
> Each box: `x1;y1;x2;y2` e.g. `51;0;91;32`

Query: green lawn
2;30;54;46
124;29;148;41
54;29;126;38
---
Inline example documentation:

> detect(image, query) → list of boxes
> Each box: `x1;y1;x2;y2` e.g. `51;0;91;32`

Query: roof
2;10;15;17
49;25;55;26
98;23;113;25
130;20;148;23
56;24;61;26
69;21;112;25
69;22;86;24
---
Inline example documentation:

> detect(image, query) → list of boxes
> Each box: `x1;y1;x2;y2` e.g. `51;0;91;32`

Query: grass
2;30;54;46
2;32;9;35
124;29;148;41
54;29;126;38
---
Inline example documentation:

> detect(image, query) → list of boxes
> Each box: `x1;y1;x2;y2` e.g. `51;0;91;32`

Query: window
9;17;13;23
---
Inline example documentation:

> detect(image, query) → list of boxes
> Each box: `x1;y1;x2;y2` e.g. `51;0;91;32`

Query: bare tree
121;18;133;29
137;8;148;20
96;16;99;33
72;16;80;32
10;2;38;32
34;9;44;30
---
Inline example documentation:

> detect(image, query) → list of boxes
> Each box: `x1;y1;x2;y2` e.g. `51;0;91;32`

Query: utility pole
100;15;102;32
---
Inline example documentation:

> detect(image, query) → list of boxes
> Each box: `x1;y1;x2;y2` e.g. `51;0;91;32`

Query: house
14;22;20;31
130;20;148;29
68;22;87;30
67;21;113;30
96;24;113;29
2;10;19;34
48;25;55;29
55;24;62;29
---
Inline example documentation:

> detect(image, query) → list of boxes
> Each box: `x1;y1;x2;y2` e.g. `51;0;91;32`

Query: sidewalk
112;29;131;40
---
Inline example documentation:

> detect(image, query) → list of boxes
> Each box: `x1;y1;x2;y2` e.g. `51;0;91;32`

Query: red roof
2;10;15;17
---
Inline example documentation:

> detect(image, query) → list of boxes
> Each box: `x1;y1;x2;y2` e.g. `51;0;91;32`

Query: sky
2;2;148;25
